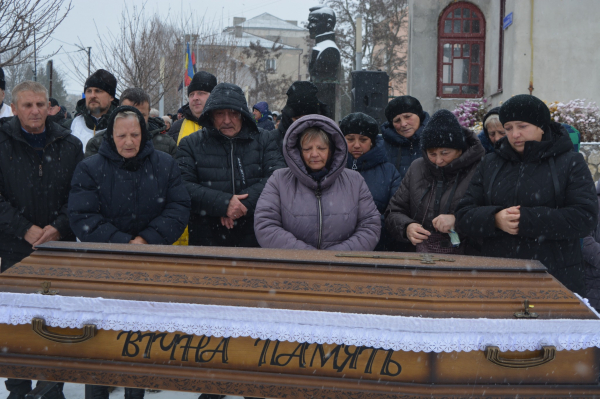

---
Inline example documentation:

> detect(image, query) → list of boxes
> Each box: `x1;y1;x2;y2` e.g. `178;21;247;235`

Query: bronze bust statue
307;6;340;82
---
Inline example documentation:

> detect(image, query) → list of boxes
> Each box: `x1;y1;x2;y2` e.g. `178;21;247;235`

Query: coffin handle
485;345;556;368
32;317;97;343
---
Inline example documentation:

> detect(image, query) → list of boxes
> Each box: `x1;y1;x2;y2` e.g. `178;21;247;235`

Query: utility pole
355;16;363;71
33;30;37;81
159;57;165;116
46;60;53;97
87;47;91;77
75;44;92;77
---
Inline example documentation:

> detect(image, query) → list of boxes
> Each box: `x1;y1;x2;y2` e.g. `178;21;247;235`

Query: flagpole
181;38;186;107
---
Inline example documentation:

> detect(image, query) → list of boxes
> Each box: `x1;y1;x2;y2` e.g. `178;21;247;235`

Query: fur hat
385;95;424;124
339;112;380;142
285;81;320;117
420;109;466;151
188;71;217;95
499;94;551;129
84;69;117;98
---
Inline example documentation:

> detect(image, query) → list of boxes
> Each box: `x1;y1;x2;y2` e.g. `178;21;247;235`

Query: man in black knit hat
0;67;13;118
167;71;217;144
62;69;119;151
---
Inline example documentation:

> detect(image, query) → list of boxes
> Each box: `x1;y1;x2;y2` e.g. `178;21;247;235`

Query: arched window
437;2;485;98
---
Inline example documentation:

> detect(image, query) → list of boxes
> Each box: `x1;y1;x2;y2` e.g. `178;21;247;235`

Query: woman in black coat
69;105;190;246
455;95;597;294
340;112;402;251
68;106;190;398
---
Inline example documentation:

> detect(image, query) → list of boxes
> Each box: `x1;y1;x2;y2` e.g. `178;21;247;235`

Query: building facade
406;0;600;112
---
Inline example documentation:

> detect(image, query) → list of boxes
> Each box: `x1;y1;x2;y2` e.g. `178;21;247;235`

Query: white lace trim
1;292;600;353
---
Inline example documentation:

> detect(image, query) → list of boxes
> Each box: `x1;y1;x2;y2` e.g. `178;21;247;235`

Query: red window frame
437;2;486;98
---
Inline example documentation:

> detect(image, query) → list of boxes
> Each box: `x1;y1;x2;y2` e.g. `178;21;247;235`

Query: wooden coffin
1;241;600;398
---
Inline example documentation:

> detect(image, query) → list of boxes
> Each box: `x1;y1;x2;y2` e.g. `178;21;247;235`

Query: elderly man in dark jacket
1;81;82;398
176;83;285;248
69;106;190;246
456;95;597;295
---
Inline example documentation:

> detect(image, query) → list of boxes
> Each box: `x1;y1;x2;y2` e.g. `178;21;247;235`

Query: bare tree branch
0;0;72;67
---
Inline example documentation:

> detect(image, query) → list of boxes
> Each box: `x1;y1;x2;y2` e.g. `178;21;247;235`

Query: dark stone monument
307;5;340;118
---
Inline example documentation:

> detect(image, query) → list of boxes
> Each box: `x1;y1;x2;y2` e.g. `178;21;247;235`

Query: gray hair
300;127;330;148
113;110;140;125
149;108;160;117
11;81;48;105
484;114;502;128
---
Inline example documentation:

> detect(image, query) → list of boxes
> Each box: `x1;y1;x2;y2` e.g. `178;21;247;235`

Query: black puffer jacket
582;181;600;310
176;83;286;247
455;122;598;294
62;97;119;131
385;128;485;249
167;104;199;144
85;115;177;158
69;106;191;244
0;116;83;269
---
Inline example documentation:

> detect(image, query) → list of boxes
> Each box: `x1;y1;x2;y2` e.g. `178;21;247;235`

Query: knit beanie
0;67;5;91
385;95;424;124
339;112;380;142
84;69;117;98
285;81;320;117
188;71;217;95
499;94;551;129
420;109;466;151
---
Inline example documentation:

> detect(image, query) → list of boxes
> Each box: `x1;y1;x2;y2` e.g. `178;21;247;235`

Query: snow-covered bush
451;98;489;130
547;99;600;142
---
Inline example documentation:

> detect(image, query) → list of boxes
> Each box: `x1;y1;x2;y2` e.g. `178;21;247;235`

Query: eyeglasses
213;109;242;120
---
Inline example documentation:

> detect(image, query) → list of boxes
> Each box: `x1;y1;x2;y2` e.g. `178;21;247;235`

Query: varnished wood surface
0;242;594;319
1;353;600;398
0;324;598;385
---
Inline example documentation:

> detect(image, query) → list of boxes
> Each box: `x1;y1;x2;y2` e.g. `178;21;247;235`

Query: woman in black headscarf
69;105;190;246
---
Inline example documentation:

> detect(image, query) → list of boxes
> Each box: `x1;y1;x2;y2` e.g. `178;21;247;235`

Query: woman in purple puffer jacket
254;114;381;250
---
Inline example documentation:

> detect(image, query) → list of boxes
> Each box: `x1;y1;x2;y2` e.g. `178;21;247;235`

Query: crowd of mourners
1;66;600;399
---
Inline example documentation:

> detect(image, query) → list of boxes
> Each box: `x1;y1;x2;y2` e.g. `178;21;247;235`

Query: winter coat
381;112;430;180
582;181;600;310
385;128;485;250
254;115;381;251
176;83;286;247
347;136;402;251
167;104;200;144
253;101;275;131
477;130;495;154
85;116;177;158
0;116;83;269
68;106;190;245
62;98;120;150
455;122;597;294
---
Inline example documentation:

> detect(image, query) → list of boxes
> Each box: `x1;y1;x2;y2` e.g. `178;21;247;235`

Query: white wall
497;0;600;107
407;0;600;113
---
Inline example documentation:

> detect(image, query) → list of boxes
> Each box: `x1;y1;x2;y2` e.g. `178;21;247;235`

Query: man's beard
88;102;110;117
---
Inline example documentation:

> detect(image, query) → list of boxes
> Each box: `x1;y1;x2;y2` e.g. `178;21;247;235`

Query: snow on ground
0;379;244;399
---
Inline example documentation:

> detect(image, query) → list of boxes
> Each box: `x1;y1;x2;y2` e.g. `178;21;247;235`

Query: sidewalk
0;380;244;398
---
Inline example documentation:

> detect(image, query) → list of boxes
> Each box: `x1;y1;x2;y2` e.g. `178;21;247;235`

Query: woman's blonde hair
300;127;330;148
